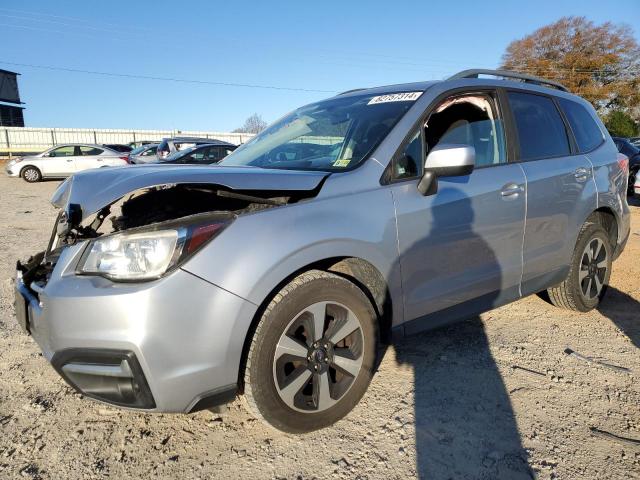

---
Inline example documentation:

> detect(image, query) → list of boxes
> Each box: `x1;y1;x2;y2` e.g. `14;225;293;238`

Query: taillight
120;155;130;164
617;153;629;172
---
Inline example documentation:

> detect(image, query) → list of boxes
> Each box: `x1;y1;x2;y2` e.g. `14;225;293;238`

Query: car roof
166;137;237;147
49;143;108;148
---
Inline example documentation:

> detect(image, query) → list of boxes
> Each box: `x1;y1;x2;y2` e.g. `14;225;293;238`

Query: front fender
181;186;405;326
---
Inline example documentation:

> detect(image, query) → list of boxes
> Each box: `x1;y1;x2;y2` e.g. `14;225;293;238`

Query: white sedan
5;144;129;182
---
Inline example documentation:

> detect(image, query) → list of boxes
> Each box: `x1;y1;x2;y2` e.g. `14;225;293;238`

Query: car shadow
390;186;532;479
598;286;640;349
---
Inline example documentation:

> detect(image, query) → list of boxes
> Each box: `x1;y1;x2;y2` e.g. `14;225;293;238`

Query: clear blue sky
2;0;639;131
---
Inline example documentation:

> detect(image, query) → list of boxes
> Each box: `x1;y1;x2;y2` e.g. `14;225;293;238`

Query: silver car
5;144;129;182
128;143;159;164
14;70;631;432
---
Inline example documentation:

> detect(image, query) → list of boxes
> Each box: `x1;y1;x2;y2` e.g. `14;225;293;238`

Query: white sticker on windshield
368;92;422;105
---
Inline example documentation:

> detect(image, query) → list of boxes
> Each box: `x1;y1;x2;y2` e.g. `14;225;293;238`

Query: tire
629;168;638;196
243;270;378;433
547;222;612;312
21;166;42;183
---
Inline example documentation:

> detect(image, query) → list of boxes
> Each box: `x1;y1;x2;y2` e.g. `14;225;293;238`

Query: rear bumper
15;243;258;412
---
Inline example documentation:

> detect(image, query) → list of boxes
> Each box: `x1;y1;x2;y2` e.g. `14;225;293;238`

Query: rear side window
558;98;604;152
508;92;570;161
80;146;104;156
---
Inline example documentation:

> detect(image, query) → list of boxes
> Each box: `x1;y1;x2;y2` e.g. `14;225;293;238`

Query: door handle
66;159;73;162
574;167;591;182
500;183;523;198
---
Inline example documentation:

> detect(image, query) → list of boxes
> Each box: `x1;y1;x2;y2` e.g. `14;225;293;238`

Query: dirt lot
0;174;638;480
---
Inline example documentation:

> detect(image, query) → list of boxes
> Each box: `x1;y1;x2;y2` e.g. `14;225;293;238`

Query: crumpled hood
51;164;329;222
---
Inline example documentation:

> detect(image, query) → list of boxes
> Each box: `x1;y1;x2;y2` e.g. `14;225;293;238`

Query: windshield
220;91;422;172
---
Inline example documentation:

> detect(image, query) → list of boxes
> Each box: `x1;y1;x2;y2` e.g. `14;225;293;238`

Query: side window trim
551;96;579;154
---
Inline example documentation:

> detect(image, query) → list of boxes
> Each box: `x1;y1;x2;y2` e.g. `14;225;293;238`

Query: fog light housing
51;349;155;409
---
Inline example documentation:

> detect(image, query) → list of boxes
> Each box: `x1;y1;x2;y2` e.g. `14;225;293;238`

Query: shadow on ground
598;286;640;349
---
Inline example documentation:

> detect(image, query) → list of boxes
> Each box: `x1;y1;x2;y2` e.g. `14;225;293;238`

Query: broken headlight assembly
76;214;232;281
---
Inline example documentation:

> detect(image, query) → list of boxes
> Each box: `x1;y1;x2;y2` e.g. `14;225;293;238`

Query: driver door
388;90;526;333
41;145;78;176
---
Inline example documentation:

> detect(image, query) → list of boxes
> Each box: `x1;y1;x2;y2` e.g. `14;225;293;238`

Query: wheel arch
589;207;618;250
20;163;42;177
236;256;393;393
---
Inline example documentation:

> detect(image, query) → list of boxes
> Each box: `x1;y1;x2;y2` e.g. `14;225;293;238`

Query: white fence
0;127;255;157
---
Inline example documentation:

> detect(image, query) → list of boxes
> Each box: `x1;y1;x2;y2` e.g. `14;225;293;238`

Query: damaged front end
18;165;328;293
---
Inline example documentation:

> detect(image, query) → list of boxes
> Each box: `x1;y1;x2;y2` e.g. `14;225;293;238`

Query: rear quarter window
558;98;604;152
508;91;571;161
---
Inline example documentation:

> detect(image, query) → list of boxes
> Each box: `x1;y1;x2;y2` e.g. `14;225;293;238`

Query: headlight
77;215;231;281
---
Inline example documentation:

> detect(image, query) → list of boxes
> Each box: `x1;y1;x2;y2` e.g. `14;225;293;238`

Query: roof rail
447;69;568;92
337;88;367;96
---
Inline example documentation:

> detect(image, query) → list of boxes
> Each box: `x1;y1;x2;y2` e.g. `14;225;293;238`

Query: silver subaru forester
14;70;631;433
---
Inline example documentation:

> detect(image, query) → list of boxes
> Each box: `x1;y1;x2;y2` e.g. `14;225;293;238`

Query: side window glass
424;93;506;167
49;146;75;157
508;91;570;160
394;131;421;179
80;146;103;156
558;98;603;152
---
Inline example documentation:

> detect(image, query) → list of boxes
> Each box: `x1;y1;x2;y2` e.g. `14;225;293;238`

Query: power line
3;8;637;78
0;60;339;94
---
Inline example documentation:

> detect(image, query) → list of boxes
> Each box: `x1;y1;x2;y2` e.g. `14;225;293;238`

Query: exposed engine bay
18;181;322;290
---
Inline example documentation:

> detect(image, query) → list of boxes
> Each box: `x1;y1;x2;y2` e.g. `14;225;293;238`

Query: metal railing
0;127;255;158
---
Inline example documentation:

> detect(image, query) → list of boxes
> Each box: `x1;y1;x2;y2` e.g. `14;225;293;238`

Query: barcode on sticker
368;92;422;105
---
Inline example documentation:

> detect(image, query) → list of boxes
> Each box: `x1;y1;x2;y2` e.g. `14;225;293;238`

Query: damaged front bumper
14;241;258;413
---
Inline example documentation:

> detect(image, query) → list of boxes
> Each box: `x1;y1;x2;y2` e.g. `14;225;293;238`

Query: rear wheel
21;166;42;183
629;167;638;196
547;222;612;312
243;270;378;433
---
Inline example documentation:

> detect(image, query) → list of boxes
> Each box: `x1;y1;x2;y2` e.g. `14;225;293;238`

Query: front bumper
5;163;20;177
14;242;258;412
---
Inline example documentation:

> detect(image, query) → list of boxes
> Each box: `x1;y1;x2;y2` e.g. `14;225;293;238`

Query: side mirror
417;144;475;196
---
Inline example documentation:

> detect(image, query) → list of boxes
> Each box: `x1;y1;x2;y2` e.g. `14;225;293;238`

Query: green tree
605;110;639;137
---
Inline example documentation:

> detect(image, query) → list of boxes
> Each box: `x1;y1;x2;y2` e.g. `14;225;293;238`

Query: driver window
425;93;506;167
49;146;76;157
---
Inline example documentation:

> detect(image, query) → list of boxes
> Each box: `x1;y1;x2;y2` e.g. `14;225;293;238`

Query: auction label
368;92;422;105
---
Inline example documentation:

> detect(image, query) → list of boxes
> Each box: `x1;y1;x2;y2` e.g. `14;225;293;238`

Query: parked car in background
5;144;129;182
14;70;630;433
156;137;222;159
129;143;160;164
102;144;133;153
612;137;640;194
629;137;640;148
157;142;237;165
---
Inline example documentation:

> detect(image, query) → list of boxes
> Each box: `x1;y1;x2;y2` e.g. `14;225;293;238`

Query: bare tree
233;114;268;134
501;17;640;119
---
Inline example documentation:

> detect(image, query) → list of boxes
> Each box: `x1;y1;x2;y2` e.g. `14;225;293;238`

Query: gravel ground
0;174;638;480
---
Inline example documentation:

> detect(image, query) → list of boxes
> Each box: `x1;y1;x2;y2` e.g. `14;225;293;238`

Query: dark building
0;69;25;127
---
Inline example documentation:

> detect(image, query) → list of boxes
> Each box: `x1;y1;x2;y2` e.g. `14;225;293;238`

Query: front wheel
243;270;378;433
21;166;42;183
547;222;612;312
629;168;638;196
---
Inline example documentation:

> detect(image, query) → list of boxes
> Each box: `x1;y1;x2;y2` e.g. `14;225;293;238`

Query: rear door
506;90;597;295
75;146;107;172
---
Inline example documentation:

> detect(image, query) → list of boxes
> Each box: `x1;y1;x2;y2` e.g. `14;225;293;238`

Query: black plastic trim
51;348;156;409
186;385;238;413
